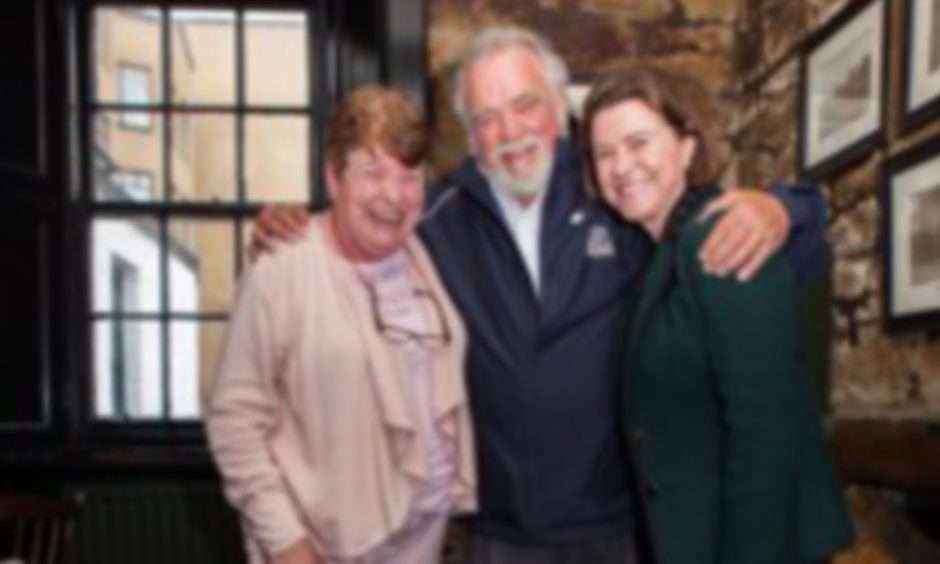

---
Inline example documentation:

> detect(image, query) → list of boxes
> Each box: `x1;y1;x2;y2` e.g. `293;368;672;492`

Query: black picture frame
900;0;940;132
881;134;940;332
798;0;889;180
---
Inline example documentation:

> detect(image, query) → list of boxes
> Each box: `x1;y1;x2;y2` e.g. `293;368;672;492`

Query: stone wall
734;1;940;557
427;0;940;560
734;0;940;416
427;0;739;174
706;0;940;560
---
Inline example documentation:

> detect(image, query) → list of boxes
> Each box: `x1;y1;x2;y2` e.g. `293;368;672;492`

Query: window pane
246;11;308;106
92;217;161;313
246;115;310;202
117;64;155;129
170;320;227;420
168;220;235;313
94;111;164;201
170;10;235;105
94;8;163;104
170;113;236;201
94;320;164;420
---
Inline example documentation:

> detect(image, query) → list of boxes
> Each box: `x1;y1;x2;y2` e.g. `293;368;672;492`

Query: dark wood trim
833;417;940;494
0;444;218;477
92;0;310;7
0;218;54;432
384;0;427;113
0;0;49;178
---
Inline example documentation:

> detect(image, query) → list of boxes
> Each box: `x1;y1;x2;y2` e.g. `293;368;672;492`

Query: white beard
479;137;554;198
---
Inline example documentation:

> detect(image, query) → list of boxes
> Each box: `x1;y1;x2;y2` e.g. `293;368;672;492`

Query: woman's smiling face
590;99;697;239
327;146;425;261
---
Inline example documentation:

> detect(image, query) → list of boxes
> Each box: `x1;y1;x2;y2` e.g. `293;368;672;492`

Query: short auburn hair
581;65;718;193
325;85;429;170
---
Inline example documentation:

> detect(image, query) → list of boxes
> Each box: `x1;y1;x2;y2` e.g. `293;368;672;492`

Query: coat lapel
538;140;588;326
623;185;721;410
626;242;675;365
405;236;467;421
407;237;478;502
321;229;475;490
319;230;426;481
625;184;719;362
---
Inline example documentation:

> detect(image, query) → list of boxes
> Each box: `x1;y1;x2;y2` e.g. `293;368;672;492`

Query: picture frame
799;0;888;179
881;135;940;332
901;0;940;132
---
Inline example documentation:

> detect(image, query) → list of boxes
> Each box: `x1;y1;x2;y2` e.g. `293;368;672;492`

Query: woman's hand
272;538;320;564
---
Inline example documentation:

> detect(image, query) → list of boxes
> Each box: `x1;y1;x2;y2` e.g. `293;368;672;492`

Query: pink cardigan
206;218;477;562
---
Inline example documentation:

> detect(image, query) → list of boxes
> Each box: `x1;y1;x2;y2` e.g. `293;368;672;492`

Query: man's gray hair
451;26;570;130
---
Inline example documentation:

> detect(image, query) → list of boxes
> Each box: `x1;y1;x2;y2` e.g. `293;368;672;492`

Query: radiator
64;482;244;564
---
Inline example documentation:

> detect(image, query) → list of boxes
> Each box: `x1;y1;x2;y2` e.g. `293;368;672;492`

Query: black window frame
72;0;332;446
0;0;425;464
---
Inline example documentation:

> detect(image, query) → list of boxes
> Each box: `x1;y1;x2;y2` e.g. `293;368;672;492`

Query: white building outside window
118;63;152;129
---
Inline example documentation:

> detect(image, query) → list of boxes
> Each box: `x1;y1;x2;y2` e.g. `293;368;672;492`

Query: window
108;256;143;419
117;64;152;129
87;6;317;426
109;170;154;200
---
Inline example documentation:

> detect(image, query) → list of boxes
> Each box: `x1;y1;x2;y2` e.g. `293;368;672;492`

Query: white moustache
495;136;541;159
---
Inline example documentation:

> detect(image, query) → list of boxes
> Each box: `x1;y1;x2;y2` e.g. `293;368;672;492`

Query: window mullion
236;9;246;206
160;6;172;421
234;9;246;275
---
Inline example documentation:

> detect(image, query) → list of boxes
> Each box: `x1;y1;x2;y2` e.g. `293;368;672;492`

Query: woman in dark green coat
580;68;854;563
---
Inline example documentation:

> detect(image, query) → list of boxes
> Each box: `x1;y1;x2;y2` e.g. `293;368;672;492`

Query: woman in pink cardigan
206;86;476;564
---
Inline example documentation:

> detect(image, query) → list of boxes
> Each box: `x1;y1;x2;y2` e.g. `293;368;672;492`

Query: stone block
906;339;940;409
832;327;910;409
633;22;735;57
576;0;674;21
830;197;878;258
760;0;807;64
682;0;737;22
829;485;940;562
809;0;855;28
834;259;874;299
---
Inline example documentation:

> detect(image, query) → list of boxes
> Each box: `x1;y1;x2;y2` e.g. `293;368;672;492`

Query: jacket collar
443;137;585;228
661;183;721;242
626;184;720;358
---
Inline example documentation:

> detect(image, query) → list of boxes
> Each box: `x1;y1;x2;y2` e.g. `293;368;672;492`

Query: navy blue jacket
417;138;828;545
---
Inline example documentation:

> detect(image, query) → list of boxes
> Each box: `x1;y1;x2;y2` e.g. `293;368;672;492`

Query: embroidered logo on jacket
586;224;616;259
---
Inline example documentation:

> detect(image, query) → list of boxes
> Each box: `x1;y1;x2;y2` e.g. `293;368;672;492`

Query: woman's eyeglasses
361;280;451;348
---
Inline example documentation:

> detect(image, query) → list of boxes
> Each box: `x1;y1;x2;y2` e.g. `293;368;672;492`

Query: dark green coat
623;189;854;564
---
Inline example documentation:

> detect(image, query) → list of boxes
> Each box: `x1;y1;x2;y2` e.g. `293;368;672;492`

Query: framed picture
882;136;940;332
799;0;888;179
901;0;940;131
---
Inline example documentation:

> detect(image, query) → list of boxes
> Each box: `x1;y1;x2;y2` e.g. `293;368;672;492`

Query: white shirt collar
487;181;548;296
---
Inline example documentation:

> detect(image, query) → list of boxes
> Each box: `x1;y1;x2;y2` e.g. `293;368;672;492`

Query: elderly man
252;27;828;564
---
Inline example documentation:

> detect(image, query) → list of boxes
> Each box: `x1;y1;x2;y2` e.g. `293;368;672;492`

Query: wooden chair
0;495;80;564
